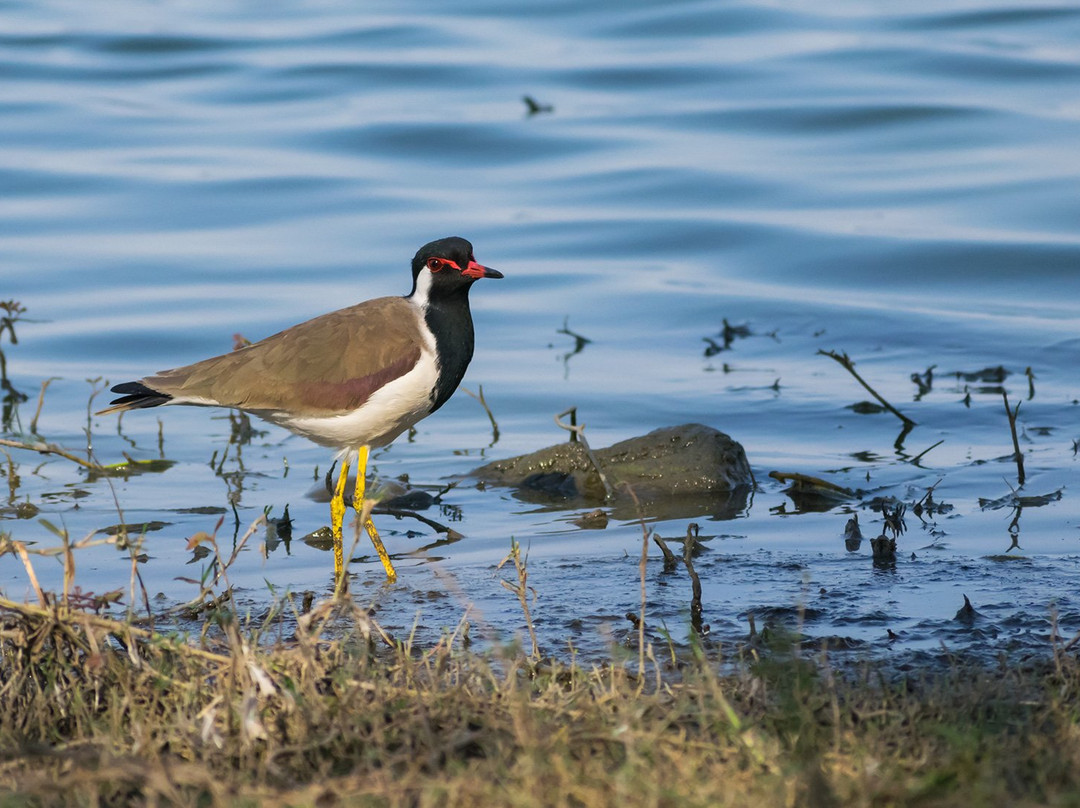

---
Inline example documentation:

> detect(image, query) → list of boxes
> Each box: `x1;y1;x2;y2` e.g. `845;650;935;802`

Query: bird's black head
408;236;503;303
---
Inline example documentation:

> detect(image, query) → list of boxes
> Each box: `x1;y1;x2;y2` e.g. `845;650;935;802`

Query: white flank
268;294;439;450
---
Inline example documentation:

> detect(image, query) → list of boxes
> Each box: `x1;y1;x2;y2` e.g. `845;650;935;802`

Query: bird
97;236;503;582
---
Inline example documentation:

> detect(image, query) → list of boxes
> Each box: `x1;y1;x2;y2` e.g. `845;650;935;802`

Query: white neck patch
410;267;433;309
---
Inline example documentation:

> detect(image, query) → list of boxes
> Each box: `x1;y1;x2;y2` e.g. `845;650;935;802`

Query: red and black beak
462;259;503;280
460;262;501;283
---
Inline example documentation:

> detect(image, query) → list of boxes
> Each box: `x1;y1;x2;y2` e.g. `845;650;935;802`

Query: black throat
422;289;477;414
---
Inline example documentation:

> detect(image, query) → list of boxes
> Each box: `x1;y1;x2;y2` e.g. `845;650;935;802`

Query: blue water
3;0;1080;661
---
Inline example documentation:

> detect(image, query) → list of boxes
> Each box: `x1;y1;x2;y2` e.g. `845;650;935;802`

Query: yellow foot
355;446;397;583
364;517;396;583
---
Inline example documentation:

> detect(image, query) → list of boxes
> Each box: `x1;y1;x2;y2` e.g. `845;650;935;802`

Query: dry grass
3;577;1080;808
1;518;1079;807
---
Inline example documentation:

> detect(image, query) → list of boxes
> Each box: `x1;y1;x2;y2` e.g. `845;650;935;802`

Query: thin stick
818;350;916;427
910;439;944;465
624;484;649;683
652;532;679;572
638;503;649;684
767;471;855;498
0;437;109;471
914;478;944;512
29;377;58;434
554;407;614;499
460;385;499;445
1003;391;1025;487
370;506;456;537
61;524;74;608
11;533;117;558
6;540;46;606
683;524;705;637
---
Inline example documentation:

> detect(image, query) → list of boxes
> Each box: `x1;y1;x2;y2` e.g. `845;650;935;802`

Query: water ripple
2;0;1079;663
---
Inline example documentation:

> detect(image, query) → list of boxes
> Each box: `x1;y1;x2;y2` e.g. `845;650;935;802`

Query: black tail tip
105;381;172;410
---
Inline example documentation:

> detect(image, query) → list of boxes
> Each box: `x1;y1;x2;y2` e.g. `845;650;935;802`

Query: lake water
3;0;1080;663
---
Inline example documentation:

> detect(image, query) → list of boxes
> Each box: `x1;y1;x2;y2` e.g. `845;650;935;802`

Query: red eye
426;257;443;271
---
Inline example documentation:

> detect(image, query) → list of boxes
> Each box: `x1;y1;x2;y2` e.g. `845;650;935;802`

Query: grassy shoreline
3;587;1080;808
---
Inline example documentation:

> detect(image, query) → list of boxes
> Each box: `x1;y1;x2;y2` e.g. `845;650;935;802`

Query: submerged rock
470;424;752;520
475;440;605;500
843;514;863;552
953;594;982;624
870;534;896;562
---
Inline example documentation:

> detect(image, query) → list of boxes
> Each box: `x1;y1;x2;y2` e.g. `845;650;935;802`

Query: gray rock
591;423;752;496
470;424;753;520
471;440;606;499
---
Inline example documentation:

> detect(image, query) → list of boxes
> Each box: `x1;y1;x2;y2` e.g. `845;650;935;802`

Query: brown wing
143;297;424;416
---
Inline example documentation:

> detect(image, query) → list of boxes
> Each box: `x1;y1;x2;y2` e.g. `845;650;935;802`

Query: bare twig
638;505;649;683
29;377;58;434
461;385;499;446
554;407;613;499
768;471;855;498
556;405;580;443
652;531;679;572
0;436;109;471
683;524;705;637
4;533;118;557
83;376;107;460
1003;391;1025;487
910;439;944;465
371;506;460;538
913;478;944;519
4;539;46;606
623;484;650;682
818;350;915;427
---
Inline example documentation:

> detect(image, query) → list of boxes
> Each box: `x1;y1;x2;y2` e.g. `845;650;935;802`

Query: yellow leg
354;445;397;583
331;455;351;581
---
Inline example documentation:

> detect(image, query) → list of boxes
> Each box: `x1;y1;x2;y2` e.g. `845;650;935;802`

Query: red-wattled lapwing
97;236;503;582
